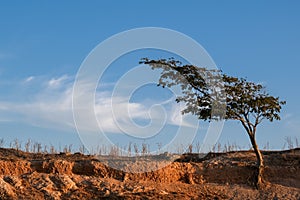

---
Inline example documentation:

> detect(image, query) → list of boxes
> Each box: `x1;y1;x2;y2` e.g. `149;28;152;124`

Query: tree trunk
249;133;264;189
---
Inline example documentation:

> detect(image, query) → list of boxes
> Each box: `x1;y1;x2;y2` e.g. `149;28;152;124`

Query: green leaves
223;75;285;125
141;58;286;135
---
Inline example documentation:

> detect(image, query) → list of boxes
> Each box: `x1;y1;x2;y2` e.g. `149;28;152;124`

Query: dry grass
0;136;299;157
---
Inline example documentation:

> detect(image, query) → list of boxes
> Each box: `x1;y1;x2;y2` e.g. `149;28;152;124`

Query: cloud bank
0;74;192;136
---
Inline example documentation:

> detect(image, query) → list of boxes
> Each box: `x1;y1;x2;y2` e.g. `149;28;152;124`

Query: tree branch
240;119;252;136
243;113;253;133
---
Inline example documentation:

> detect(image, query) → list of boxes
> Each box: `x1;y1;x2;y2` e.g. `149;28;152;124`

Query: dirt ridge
0;148;299;199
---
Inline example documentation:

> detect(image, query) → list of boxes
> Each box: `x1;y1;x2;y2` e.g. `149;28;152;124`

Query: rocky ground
0;148;299;199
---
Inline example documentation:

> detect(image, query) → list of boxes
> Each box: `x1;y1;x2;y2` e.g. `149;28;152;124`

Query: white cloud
47;75;69;88
24;76;35;83
0;74;195;135
94;93;152;133
168;101;183;123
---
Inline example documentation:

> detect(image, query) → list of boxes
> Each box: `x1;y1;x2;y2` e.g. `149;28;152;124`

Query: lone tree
140;58;286;188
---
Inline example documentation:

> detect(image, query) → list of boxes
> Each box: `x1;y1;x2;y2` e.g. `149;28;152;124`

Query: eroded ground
0;148;299;199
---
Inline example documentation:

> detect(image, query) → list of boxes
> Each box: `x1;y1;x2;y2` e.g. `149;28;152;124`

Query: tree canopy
140;57;286;188
140;58;285;136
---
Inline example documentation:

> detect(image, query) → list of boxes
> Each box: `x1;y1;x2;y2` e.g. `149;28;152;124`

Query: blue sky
0;1;299;152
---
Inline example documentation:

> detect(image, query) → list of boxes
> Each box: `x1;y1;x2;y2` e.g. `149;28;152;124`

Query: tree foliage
140;58;285;136
140;57;286;188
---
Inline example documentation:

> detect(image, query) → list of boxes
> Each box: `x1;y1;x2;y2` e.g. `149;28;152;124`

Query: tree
140;58;286;188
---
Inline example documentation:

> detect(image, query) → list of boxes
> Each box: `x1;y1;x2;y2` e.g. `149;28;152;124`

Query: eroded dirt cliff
0;148;299;199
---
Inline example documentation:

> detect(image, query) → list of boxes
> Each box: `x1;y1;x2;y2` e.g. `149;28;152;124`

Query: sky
0;1;299;153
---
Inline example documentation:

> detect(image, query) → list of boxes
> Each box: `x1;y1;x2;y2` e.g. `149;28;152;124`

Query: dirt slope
0;148;299;199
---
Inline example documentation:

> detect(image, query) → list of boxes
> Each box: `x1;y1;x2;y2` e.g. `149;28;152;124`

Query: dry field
0;148;299;199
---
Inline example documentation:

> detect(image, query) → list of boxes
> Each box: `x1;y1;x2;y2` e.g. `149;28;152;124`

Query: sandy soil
0;148;299;199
